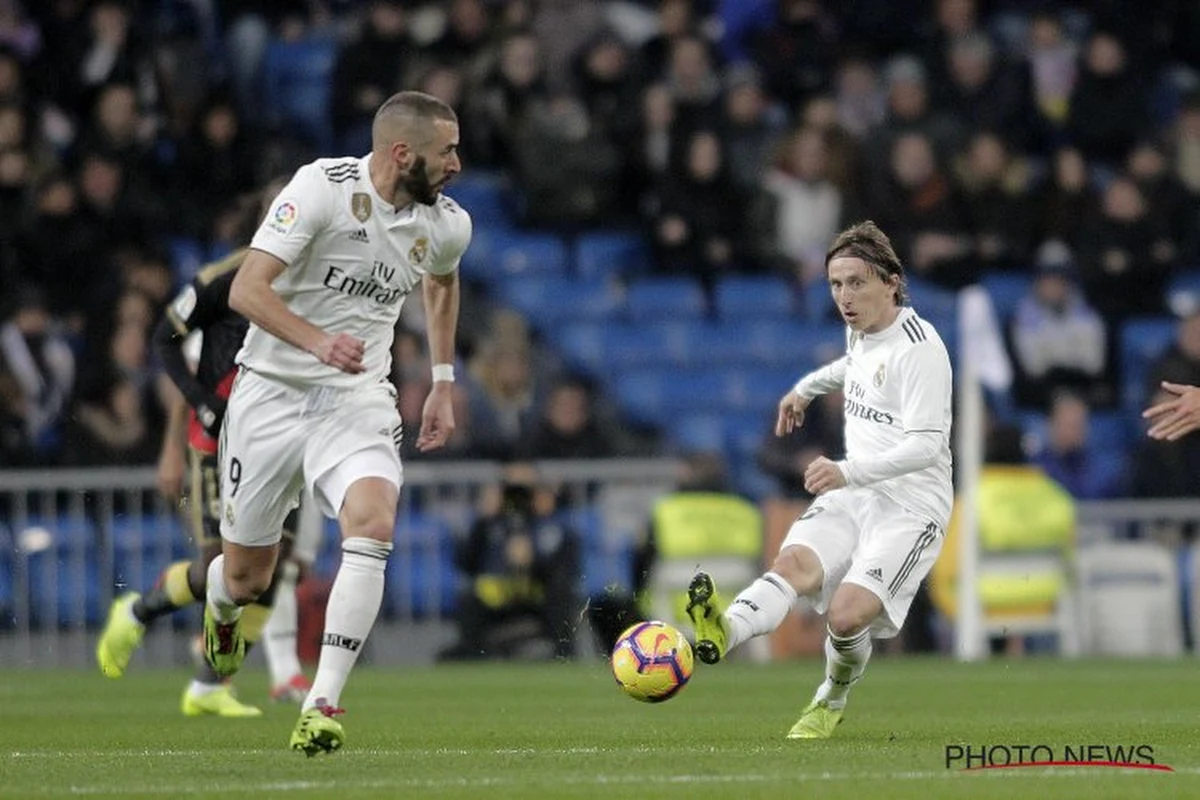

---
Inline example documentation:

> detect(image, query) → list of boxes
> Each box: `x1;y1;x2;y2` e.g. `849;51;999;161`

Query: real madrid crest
351;192;372;222
408;237;429;266
873;363;886;388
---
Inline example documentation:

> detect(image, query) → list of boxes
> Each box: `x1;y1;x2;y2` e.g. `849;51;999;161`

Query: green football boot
181;684;263;718
685;572;730;664
202;605;245;678
96;593;145;678
786;700;844;740
290;705;346;757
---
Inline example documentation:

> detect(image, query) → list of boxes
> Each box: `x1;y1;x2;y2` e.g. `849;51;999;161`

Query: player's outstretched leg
290;702;346;756
96;593;145;678
97;560;200;678
181;677;263;718
787;626;871;740
686;572;730;664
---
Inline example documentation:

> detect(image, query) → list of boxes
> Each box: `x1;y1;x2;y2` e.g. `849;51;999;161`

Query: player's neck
863;305;902;335
367;152;414;212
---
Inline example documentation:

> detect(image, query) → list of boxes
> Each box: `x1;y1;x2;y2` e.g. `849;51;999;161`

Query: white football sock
262;560;303;687
814;626;873;709
303;537;391;712
206;555;242;624
724;572;798;651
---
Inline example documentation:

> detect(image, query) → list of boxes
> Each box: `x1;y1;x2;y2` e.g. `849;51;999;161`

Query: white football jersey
240;155;472;388
795;306;954;524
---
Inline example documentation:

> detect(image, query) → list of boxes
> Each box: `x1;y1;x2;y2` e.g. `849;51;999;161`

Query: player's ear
391;139;411;170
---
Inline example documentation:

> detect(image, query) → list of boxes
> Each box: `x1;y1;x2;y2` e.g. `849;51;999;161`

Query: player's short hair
825;220;908;306
373;91;457;148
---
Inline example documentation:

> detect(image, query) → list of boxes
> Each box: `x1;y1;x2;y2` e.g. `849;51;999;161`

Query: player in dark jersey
96;192;312;712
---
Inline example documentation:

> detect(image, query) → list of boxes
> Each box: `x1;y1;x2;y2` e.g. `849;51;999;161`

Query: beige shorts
219;369;403;547
782;487;944;638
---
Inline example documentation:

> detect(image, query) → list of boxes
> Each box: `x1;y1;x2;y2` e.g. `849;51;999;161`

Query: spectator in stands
331;0;410;153
465;330;542;461
933;32;1036;152
1032;389;1126;499
764;126;843;286
392;328;471;461
647;128;749;287
1025;10;1077;136
756;390;844;499
425;0;490;73
173;95;259;240
662;34;722;145
530;0;604;95
744;0;837;111
1009;240;1108;408
1126;140;1192;261
1078;175;1172;321
518;375;622;461
464;29;547;169
718;63;784;192
833;56;885;140
511;93;623;229
0;1;40;63
0;287;73;459
1170;92;1200;199
1147;310;1200;400
870;129;975;289
1066;30;1148;167
861;55;963;184
627;82;677;202
1034;146;1096;251
574;31;640;147
637;0;701;83
440;462;580;661
0;365;32;465
955;130;1034;270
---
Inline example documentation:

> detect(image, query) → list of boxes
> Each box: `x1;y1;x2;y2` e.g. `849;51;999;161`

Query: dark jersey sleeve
153;270;236;416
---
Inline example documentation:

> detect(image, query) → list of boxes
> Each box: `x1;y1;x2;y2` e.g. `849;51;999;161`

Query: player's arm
837;345;950;486
1144;381;1200;440
153;275;230;435
240;164;364;373
776;356;848;436
417;204;472;452
156;385;189;502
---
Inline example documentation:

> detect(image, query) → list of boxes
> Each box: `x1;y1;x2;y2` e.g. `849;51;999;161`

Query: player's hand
775;390;810;437
156;443;186;503
312;332;365;374
1144;381;1200;441
196;398;227;438
804;456;846;496
417;382;456;452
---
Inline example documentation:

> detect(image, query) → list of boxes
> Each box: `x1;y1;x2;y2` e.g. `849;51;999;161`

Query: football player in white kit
200;91;471;756
686;221;953;739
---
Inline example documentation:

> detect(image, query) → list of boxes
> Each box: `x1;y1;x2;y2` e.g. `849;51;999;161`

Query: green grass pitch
2;657;1197;799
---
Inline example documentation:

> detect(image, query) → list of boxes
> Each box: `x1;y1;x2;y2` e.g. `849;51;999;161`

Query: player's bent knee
771;546;823;596
826;587;882;638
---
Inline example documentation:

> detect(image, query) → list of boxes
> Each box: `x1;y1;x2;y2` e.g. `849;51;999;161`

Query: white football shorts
781;487;944;638
219;368;403;547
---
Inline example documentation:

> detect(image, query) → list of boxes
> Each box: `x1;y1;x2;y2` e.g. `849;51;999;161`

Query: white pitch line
44;767;1198;797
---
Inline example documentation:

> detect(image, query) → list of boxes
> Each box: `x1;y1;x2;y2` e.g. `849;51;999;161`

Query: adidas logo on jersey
866;567;883;582
349;228;370;243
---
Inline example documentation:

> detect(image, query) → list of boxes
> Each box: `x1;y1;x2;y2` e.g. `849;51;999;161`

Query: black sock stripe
762;573;793;599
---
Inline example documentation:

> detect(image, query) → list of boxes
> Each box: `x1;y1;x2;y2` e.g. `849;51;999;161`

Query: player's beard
402;156;440;206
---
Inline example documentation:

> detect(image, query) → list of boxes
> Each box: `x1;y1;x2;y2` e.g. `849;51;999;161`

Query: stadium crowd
1;0;1199;503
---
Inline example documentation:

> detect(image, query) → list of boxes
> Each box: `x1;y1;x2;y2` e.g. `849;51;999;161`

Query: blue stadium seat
0;524;11;628
11;515;101;628
109;515;188;598
168;236;205;286
613;369;675;425
497;277;622;330
1120;316;1177;412
1018;410;1136;456
443;172;514;228
802;322;850;366
626;277;707;322
384;513;458;618
666;413;727;453
466;229;569;284
714;275;798;320
981;271;1033;324
906;276;959;320
574;231;652;280
1165;269;1200;316
581;542;634;599
722;366;796;412
557;321;607;375
260;36;337;150
726;411;771;459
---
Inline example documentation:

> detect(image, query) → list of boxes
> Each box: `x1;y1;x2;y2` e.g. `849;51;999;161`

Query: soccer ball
610;620;694;703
